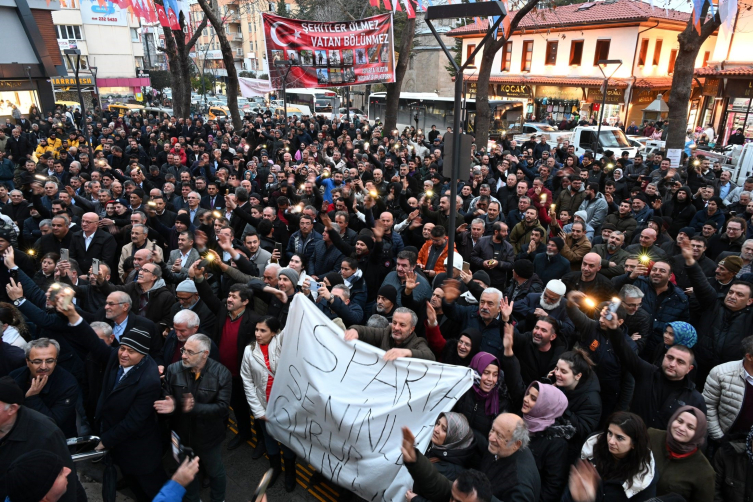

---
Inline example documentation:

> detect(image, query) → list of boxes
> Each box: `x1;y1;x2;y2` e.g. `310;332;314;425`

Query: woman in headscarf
610;168;628;204
650;321;697;367
649;406;714;502
424;303;481;366
520;382;575;502
424;412;476;481
452;352;510;439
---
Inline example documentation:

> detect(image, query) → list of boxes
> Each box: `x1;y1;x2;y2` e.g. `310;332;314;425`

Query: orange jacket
418;241;457;275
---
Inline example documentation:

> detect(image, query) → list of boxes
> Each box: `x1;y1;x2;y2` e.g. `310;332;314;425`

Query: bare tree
196;0;242;130
665;4;720;149
155;0;207;117
384;16;416;133
473;0;540;148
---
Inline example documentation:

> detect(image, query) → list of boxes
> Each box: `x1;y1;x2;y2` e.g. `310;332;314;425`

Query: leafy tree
149;70;172;91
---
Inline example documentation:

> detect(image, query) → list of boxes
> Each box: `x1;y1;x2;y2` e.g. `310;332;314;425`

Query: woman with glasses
240;316;297;493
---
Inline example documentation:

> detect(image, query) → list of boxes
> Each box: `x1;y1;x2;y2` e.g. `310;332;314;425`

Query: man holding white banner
264;295;473;501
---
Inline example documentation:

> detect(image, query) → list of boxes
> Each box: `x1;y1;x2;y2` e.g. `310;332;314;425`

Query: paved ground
76;415;355;502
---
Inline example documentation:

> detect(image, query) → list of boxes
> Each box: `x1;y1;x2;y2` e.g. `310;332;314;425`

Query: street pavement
76;414;355;502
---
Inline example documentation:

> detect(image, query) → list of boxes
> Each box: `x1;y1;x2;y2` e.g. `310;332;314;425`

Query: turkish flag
155;3;170;28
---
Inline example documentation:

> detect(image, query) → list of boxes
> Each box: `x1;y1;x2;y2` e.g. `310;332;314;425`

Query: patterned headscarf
667;321;697;348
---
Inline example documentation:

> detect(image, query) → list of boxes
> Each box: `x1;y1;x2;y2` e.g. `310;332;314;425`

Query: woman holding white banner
240;316;297;493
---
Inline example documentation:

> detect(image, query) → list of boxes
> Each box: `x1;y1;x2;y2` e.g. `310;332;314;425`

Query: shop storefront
586;87;626;125
720;79;753;145
0;80;41;120
625;88;670;126
533;85;583;124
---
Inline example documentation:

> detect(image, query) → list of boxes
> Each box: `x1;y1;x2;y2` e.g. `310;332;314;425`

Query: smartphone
92;258;100;276
48;283;61;304
60;288;74;309
462;261;471;274
60;248;69;262
310;281;319;293
274;242;283;255
253;469;275;502
171;431;195;463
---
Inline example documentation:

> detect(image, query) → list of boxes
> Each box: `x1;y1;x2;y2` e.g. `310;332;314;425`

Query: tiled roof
695;66;753;77
448;0;690;36
632;77;675;88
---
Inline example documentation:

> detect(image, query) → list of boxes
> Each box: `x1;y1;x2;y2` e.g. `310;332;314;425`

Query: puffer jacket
703;360;748;439
562;373;602;461
530;421;576;502
612;274;689;355
240;334;283;419
578;192;609;230
163;357;232;450
604;212;638;242
509;219;546;254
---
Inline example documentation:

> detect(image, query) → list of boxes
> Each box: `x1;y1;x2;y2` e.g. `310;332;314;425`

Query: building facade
0;0;65;117
448;0;716;129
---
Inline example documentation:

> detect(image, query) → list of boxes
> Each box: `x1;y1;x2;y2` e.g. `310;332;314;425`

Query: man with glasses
168;280;217;337
156;309;218;374
69;212;116;276
9;338;78;438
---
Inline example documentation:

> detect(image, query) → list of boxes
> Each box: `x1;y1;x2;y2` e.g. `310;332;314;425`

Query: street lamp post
274;59;297;127
63;49;86;132
594;59;622;154
90;65;102;112
424;1;507;276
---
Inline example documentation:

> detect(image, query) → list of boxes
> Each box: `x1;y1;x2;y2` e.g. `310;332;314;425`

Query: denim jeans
184;442;226;502
259;420;295;459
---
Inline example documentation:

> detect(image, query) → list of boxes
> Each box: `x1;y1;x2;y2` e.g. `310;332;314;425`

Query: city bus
367;92;524;141
285;88;340;117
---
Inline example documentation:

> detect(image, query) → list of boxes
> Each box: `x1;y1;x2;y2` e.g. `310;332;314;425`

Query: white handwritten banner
266;295;474;501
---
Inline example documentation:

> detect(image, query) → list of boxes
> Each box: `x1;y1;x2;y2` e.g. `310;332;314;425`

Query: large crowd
0;104;751;502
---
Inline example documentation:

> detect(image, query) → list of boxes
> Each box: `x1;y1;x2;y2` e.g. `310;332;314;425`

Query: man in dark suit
226;188;252;238
99;291;162;358
5;128;32;165
201;180;226;211
55;306;167;502
193;262;262;450
69;212;117;275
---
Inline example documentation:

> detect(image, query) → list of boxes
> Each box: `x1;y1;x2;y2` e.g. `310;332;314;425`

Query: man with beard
512;279;574;342
625;228;667;263
371;285;398;322
562;252;617;308
417;225;456;280
344;308;435;361
316;169;343;203
533;237;570;284
509;207;546;254
671;235;717;294
501;309;566;386
665;186;696;238
592;230;630;278
612;258;689;357
470;221;515;290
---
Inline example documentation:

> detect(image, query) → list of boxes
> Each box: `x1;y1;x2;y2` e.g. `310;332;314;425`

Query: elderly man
442;282;507;357
168;279;217;336
69;212;117;275
9;338;79;438
98;290;161;359
512;279;574;340
625;227;667;262
402;413;540;502
156;333;231;502
157;309;219;372
118;223;164;279
344;307;435;361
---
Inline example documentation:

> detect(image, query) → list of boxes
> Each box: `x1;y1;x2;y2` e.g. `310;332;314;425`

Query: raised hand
502;322;514;357
400;427;417;464
442;279;461;303
405;270;417;294
500;296;514;320
680;237;694;266
426;301;437;326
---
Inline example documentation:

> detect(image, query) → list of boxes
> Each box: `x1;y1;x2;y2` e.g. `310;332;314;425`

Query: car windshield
599;130;631;148
535;125;556;132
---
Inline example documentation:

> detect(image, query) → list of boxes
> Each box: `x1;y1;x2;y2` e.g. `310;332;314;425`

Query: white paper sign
666;148;682;168
266;295;474;501
239;77;273;98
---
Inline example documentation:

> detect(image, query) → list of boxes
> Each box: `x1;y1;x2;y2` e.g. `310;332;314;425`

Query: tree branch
187;14;209;51
490;0;541;53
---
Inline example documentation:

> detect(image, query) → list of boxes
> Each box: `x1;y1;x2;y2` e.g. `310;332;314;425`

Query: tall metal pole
594;77;608;152
65;51;86;132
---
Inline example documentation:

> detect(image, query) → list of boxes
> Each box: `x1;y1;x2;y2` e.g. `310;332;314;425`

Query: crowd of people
0;102;751;502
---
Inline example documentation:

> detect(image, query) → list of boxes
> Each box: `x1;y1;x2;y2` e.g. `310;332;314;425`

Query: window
545;41;558;65
638;39;649;66
130;28;140;42
668;49;678;74
501;41;512;71
521;41;533;71
466;44;476;67
569;40;583;66
593;40;610;65
652;40;662;66
56;25;82;40
703;51;711;67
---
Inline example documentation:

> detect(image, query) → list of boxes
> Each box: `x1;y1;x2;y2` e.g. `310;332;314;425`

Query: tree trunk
160;25;184;117
196;0;242;130
384;16;416;133
666;6;720;150
473;0;540;149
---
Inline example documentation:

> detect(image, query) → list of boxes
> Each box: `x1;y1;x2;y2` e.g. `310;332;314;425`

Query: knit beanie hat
176;279;198;293
7;450;65;502
574;210;588;222
472;270;491;286
0;376;24;405
549;237;565;251
277;267;299;286
678;227;696;238
513;259;534;279
719;255;743;276
377;285;398;305
120;327;151;355
322;272;344;287
668;321;698;348
175;213;191;227
356;235;374;251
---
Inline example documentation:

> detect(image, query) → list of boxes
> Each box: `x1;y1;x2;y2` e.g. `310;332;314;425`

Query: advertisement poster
81;0;129;26
262;12;395;90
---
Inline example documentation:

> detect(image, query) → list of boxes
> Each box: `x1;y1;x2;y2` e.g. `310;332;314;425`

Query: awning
461;74;628;88
97;77;151;88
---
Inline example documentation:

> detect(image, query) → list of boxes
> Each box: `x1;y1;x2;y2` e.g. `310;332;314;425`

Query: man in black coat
470;221;515;289
168;279;217;337
69;212;117;276
56;305;167;502
4;129;32;165
156;309;219;370
193;264;263;450
9;338;79;438
0;378;79;502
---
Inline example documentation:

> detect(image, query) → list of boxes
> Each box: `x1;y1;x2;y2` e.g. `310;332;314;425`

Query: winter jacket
714;439;753;502
352;324;435;361
99;278;177;334
307;240;344;277
578;192;609;230
163;358;232;450
513;292;575;341
611;274;689;355
648;428;715;502
604;212;639;242
424;439;478;481
687;260;753;375
561;373;602;461
504;275;544;305
417;240;456;275
707;232;747;261
561;234;592;271
240;334;283;419
605;325;707;429
555;186;587;215
452;386;511;438
312;294;364;327
9;365;79;438
286;229;322;264
533;252;571;284
118;240;164;278
530;421;576;502
703;360;749;439
470;235;515;288
509;219;546;254
443;301;505;357
690;208;726;233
